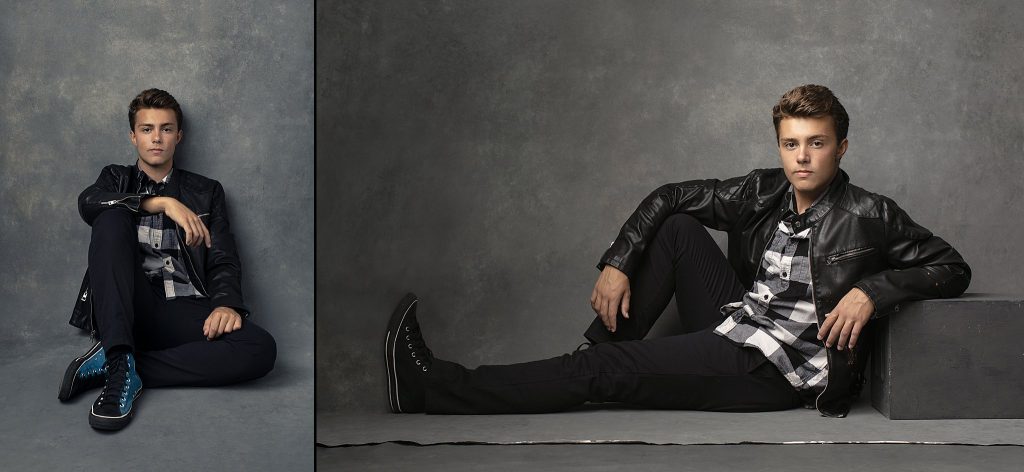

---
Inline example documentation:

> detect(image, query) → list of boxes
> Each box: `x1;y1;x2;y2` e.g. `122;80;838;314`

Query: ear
175;129;183;143
836;138;849;161
130;130;137;146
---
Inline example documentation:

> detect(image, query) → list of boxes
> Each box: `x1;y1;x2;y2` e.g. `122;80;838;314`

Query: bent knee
240;326;277;380
92;208;135;227
662;213;703;233
91;208;136;239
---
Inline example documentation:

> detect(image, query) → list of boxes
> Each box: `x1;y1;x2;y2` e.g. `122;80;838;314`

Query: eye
784;142;797;150
812;140;823;147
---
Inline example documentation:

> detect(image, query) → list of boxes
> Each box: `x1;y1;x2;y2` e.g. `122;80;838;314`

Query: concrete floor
318;404;1024;447
1;336;313;470
319;402;1024;471
318;443;1024;471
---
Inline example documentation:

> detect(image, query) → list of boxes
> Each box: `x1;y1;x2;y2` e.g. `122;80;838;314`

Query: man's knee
237;323;277;381
661;213;704;235
90;208;135;241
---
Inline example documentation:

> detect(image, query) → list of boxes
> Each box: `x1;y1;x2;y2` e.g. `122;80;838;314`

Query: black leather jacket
70;164;249;333
599;168;971;417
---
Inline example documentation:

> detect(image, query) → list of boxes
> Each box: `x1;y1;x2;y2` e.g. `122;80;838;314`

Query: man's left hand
204;306;243;340
817;287;874;351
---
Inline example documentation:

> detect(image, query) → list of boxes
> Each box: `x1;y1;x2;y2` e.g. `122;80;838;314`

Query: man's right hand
590;265;630;333
141;196;212;248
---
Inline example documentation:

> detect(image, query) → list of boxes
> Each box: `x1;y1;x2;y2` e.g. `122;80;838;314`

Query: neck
793;190;820;215
138;159;172;182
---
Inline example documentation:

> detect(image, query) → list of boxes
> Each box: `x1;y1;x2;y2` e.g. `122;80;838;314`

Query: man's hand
590;266;630;332
203;306;242;340
141;196;211;248
817;287;875;351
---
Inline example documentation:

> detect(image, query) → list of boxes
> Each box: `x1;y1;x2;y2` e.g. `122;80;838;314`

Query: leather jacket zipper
86;287;97;338
174;221;210;297
101;196;132;206
825;247;876;265
808;229;832;416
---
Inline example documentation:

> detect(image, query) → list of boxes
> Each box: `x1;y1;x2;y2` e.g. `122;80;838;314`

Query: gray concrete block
871;294;1024;419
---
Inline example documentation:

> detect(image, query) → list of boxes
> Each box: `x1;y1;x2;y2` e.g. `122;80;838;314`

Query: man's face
130;108;181;169
777;116;848;199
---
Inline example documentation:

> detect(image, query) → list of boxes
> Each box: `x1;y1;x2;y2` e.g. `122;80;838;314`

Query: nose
796;146;810;164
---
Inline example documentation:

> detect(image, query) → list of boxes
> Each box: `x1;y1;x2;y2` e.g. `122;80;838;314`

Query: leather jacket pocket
825;246;877;265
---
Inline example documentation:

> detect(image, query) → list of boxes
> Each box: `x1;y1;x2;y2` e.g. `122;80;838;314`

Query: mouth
149;148;164;154
794;170;813;177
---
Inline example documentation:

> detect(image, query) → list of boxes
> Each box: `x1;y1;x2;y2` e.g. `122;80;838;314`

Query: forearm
204;181;248;316
598;175;750;277
140;196;171;213
854;262;971;316
78;165;154;225
79;187;150;225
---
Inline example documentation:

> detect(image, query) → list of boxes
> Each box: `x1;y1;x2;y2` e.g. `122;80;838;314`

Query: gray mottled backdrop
0;1;312;469
318;0;1023;414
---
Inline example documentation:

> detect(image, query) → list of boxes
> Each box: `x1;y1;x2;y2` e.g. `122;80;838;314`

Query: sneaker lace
82;364;104;379
404;325;434;362
96;356;131;408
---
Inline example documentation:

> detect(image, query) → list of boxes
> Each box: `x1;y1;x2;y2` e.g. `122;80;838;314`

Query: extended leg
386;294;800;414
424;329;799;414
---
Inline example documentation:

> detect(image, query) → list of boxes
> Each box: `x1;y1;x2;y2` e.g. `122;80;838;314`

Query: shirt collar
779;172;842;231
135;162;172;195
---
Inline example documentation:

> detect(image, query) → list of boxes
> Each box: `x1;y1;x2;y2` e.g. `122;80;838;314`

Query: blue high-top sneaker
58;341;106;402
88;352;143;431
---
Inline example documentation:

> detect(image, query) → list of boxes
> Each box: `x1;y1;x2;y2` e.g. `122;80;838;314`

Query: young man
385;84;971;418
59;89;277;431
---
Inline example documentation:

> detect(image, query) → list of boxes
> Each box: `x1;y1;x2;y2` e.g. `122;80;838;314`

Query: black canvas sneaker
58;341;106;401
385;293;434;413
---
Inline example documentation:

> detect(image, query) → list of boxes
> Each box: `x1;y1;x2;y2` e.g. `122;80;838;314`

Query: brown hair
128;88;183;131
772;84;848;143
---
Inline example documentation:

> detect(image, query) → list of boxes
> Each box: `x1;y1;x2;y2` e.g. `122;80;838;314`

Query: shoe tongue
105;354;129;374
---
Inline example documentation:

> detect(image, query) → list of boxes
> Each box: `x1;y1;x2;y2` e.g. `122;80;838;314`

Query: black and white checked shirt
714;186;831;391
136;168;204;300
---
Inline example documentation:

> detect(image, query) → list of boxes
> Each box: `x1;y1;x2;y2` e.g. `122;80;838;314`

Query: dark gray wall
0;1;313;399
318;0;1024;413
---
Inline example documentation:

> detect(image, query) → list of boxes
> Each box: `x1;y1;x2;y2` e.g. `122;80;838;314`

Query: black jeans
88;208;276;387
423;214;802;414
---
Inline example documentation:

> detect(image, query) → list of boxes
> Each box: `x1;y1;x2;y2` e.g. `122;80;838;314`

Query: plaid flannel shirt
136;168;204;300
714;186;830;391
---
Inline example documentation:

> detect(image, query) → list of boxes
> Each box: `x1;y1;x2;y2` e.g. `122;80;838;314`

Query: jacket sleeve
205;181;250;317
598;171;758;278
78;165;149;225
853;197;971;316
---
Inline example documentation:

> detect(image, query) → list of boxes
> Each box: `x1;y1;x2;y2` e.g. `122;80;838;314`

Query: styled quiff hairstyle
772;84;848;143
128;88;184;131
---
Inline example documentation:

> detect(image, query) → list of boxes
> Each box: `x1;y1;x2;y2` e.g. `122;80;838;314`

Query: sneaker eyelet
407;343;412;349
415;360;421;365
405;335;410;340
411;352;416;357
405;327;410;332
422;366;427;371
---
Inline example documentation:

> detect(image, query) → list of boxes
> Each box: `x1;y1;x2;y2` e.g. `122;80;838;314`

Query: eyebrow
780;135;829;141
136;122;177;128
